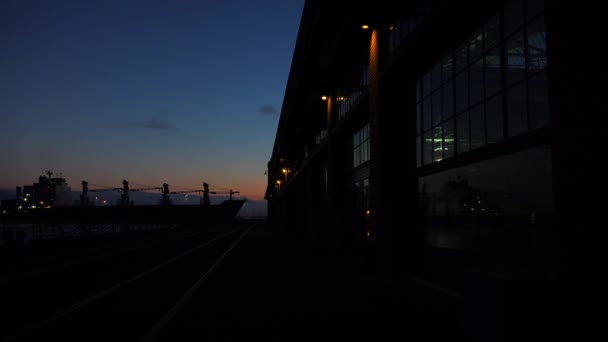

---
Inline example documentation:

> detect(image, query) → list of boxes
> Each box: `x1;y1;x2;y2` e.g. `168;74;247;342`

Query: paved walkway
157;223;464;341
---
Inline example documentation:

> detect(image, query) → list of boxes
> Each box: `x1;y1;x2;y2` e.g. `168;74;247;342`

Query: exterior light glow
321;96;327;100
362;25;369;30
366;210;370;216
389;24;395;31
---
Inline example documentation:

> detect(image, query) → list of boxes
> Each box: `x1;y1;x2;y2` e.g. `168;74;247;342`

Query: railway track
0;222;252;341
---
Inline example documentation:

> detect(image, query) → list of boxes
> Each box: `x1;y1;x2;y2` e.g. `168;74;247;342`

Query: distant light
366;230;370;237
366;210;370;216
362;25;369;30
282;168;287;174
389;24;395;31
276;180;281;184
24;198;28;202
321;96;328;100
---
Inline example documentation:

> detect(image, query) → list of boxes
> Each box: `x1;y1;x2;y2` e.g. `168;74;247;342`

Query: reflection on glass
457;112;470;154
423;96;432;131
528;71;550;129
432;63;441;90
442;55;454;82
486;95;504;143
418;145;553;249
504;0;524;36
433;126;443;162
527;0;544;19
423;130;433;165
417;135;422;168
455;71;468;114
484;16;500;51
470;58;484;106
485;47;502;97
416;103;422;134
423;72;431;96
506;30;526;85
469;31;483;63
527;16;547;72
442;82;454;119
470;104;485;150
443;119;454;159
507;82;528;137
456;43;467;72
432;90;442;126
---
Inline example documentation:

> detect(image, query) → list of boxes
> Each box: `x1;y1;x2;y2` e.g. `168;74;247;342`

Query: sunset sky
0;0;303;202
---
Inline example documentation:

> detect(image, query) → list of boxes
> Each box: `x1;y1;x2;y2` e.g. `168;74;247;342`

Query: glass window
455;43;467;72
423;130;433;165
469;31;483;63
470;104;486;150
442;81;454;119
416;103;422;134
457;112;470;154
432;63;441;90
506;30;526;85
486;94;504;143
353;124;370;168
528;71;550;130
527;16;547;73
417;135;422;168
484;16;500;51
504;0;524;36
423;96;432;131
443;119;455;159
442;55;454;82
526;0;544;20
455;71;469;114
485;47;502;98
433;126;443;162
432;90;442;126
418;145;554;247
507;82;528;137
423;72;431;96
470;58;484;106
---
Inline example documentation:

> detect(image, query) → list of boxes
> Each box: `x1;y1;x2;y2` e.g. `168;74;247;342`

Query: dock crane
210;189;240;201
170;182;209;205
81;181;121;207
169;183;230;206
130;183;170;206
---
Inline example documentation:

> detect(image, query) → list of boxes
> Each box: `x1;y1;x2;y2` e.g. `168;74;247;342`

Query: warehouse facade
266;0;601;314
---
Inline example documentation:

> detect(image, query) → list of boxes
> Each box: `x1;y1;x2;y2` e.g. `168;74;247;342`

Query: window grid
415;0;548;168
353;124;370;168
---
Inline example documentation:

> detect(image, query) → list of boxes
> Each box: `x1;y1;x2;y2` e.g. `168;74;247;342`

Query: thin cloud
259;105;279;116
129;109;173;131
128;118;173;131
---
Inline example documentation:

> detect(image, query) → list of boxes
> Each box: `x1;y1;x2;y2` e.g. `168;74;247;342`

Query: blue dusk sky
0;0;303;201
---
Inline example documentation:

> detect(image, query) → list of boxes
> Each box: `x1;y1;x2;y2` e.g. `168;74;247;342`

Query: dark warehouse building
267;0;602;338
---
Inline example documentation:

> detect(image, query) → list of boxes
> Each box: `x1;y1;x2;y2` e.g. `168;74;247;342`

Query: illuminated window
415;0;548;167
353;124;370;168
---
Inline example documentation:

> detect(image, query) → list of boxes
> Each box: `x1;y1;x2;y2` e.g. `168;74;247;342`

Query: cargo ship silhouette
2;171;245;224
